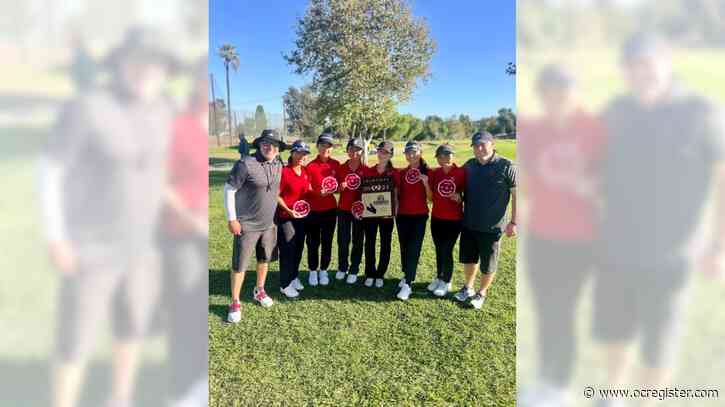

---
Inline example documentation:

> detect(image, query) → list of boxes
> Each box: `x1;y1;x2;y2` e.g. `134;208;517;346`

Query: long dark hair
418;157;430;175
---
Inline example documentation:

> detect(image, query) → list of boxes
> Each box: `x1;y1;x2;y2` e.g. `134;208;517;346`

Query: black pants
305;209;337;271
278;218;306;289
396;214;428;283
430;218;462;283
525;235;595;386
337;211;364;274
363;217;395;278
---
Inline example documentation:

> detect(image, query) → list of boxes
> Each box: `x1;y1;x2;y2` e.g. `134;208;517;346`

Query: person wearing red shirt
395;140;433;300
426;143;466;297
362;141;397;288
304;133;340;287
518;65;606;403
336;137;367;284
276;140;313;298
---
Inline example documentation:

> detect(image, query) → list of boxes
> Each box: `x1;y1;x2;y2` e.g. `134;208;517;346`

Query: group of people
222;128;517;322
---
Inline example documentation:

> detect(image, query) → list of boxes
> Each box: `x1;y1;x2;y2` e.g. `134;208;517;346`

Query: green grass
208;140;517;406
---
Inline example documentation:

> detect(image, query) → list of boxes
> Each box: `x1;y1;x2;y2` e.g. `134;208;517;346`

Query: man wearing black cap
595;32;725;395
454;131;517;309
224;129;285;321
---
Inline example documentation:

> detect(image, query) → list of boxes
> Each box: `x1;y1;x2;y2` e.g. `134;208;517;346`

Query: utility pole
210;73;219;147
281;97;287;142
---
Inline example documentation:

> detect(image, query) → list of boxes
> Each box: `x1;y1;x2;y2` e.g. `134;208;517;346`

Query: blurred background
0;1;207;406
518;0;725;406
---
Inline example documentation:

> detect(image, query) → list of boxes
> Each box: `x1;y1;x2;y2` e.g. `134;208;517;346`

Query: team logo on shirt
293;200;311;218
405;168;421;184
345;173;361;190
321;176;339;193
437;178;456;197
351;201;365;219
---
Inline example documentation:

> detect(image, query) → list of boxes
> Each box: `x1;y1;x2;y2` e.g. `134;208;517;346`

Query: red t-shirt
428;165;466;221
165;113;208;234
337;160;366;211
396;166;429;216
305;156;340;212
277;165;311;219
518;110;606;240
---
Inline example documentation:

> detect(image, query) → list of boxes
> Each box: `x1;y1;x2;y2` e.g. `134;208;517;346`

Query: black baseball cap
471;131;494;146
316;133;336;146
377;141;394;155
435;144;455;157
404;140;422;153
290;140;311;154
346;137;366;151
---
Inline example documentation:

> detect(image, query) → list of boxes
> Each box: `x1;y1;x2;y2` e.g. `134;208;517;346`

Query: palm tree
218;44;240;146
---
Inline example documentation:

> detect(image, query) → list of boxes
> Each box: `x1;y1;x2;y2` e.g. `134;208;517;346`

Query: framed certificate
360;175;395;218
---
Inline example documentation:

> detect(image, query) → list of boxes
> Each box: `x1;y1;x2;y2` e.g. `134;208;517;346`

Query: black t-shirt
600;85;725;267
463;153;517;233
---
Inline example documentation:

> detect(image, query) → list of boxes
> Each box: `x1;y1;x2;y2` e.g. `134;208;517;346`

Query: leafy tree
284;85;321;139
285;0;436;162
254;105;268;134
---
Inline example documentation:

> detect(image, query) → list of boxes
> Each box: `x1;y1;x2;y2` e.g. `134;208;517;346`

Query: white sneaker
470;292;486;310
308;270;319;286
292;278;304;291
397;283;412;300
253;288;274;307
364;277;374;287
433;281;451;297
280;285;300;298
398;278;406;288
346;274;358;284
375;278;384;288
319;270;330;286
427;278;441;292
335;271;346;280
227;301;241;323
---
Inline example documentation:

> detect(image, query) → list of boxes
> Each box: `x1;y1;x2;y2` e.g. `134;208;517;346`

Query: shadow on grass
209;268;465;319
209;156;238;168
209;171;229;189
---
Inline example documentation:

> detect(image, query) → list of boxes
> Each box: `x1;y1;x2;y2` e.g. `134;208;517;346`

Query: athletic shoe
433;281;452;297
308;270;319;286
280;285;300;298
291;278;304;291
346;274;358;284
253;287;273;307
398;278;406;288
397;283;412;300
319;270;330;286
364;277;374;287
335;271;346;280
427;278;441;292
453;286;475;302
470;292;486;309
375;278;384;288
227;300;241;323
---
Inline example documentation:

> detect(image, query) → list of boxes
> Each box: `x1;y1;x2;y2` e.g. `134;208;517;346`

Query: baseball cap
435;144;455;157
290;140;311;154
346;137;366;151
377;141;394;155
404;140;422;153
316;133;336;146
471;131;494;146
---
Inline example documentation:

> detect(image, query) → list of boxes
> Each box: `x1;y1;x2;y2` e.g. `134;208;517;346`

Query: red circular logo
351;201;365;219
345;173;362;190
321;176;338;193
437;179;456;197
405;168;421;184
292;200;311;217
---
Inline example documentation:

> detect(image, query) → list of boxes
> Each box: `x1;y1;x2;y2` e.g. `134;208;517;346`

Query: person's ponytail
419;157;430;175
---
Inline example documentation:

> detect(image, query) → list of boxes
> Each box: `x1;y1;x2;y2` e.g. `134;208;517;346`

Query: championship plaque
361;175;395;218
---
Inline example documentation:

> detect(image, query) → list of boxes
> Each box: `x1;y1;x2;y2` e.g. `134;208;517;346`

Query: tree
243;117;257;139
285;0;436;162
458;114;474;138
218;44;240;144
496;108;516;136
506;62;516;76
284;85;321;139
254;105;268;134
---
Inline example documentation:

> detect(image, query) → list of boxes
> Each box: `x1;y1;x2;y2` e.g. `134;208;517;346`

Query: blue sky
209;0;515;120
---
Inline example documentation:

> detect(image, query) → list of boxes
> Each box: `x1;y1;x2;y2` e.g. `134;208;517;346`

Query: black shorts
231;226;278;272
459;227;502;274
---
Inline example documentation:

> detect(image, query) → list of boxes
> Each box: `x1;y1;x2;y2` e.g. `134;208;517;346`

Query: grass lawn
208;139;517;406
